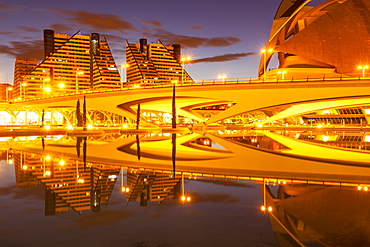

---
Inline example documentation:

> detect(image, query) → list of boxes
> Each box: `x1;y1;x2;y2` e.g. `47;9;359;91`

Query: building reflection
12;149;121;215
5;143;370;245
123;168;181;206
262;183;370;246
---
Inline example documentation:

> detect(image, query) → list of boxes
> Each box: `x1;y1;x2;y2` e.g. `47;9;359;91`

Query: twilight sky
0;0;327;84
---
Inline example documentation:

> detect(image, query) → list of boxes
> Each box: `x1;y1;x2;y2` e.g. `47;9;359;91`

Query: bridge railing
13;75;370;103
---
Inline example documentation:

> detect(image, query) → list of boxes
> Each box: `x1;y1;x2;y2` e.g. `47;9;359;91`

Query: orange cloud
143;29;241;48
192;52;257;63
53;9;136;33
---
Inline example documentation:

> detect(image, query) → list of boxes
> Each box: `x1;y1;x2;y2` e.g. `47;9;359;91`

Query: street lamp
181;173;191;203
6;87;12;102
181;56;191;85
21;82;27;100
261;48;273;81
75;70;84;93
58;83;65;94
43;78;50;98
358;65;369;78
218;74;227;83
120;63;129;89
277;70;287;80
44;86;51;97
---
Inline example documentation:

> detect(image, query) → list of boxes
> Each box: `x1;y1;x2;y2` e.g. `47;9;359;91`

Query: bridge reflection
3;129;370;214
3;130;370;246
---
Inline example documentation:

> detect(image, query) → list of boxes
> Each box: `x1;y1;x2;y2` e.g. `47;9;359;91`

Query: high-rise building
0;83;13;102
13;57;37;100
13;30;120;100
126;39;193;85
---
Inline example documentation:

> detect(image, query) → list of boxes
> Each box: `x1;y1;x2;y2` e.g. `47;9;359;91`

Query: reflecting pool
1;129;370;246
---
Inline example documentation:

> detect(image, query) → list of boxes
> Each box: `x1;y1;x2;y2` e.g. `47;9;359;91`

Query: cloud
190;24;203;30
141;20;162;27
49;23;74;33
0;4;20;12
0;40;44;60
192;52;257;64
15;26;39;33
142;29;241;48
53;9;136;33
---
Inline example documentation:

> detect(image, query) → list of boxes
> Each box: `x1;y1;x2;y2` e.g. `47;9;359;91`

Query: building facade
260;0;370;79
13;30;120;100
13;57;37;100
126;39;193;85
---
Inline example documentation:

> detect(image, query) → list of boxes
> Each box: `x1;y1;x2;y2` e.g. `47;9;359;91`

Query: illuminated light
283;181;286;185
323;110;330;114
364;136;370;142
133;84;141;88
317;124;323;128
322;135;330;142
163;133;171;137
108;175;117;179
122;123;128;129
257;123;263;128
66;125;74;130
22;165;28;170
59;160;65;166
268;206;273;212
78;178;85;183
58;83;65;89
358;65;369;77
87;124;93;130
277;70;287;80
45;171;51;176
181;196;186;201
364;109;370;114
125;187;130;192
45;155;52;161
171;80;178;84
8;159;13;165
181;56;191;62
44;125;51;130
44;86;51;93
358;186;362;191
186;196;191;202
365;187;369;192
261;205;266;211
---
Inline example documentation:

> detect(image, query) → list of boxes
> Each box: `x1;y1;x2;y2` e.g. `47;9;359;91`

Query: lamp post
6;87;12;102
261;48;273;81
218;75;227;83
120;63;129;89
44;86;51;97
180;56;191;85
358;65;369;78
277;70;287;80
58;83;65;94
43;78;50;98
21;83;27;100
75;70;84;93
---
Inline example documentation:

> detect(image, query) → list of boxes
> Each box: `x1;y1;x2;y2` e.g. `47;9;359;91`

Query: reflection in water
2;129;370;246
11;148;121;215
263;183;370;246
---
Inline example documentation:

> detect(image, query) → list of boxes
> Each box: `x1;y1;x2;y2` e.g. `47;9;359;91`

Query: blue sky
0;0;327;83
